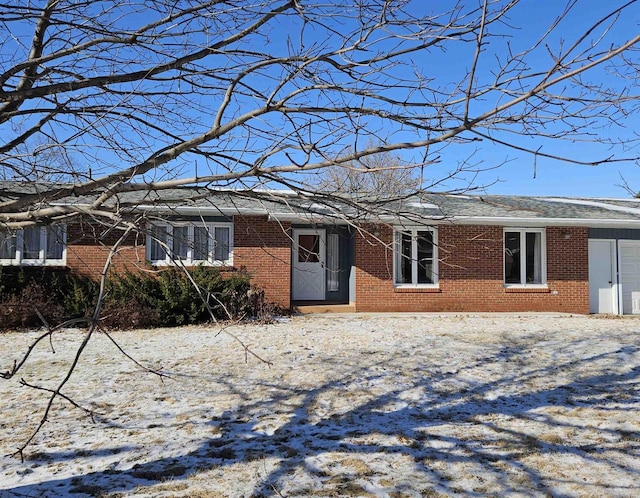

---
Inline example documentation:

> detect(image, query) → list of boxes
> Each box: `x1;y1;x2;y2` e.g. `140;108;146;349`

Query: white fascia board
134;204;271;216
267;212;351;224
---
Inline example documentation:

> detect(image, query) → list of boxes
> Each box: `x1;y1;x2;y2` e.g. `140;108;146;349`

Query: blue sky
427;0;640;198
87;0;640;202
478;152;640;198
267;0;640;198
2;1;639;199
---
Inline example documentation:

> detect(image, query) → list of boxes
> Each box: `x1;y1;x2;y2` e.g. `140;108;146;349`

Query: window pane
46;225;64;260
417;230;434;284
150;225;168;261
214;227;230;262
504;232;521;284
298;234;320;263
526;232;542;283
194;226;210;261
327;233;339;291
0;231;17;259
23;227;41;259
396;232;412;284
393;232;402;284
172;226;189;260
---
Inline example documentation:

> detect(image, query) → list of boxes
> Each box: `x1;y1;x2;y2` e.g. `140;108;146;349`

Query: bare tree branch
1;0;640;456
9;224;135;460
0;0;637;224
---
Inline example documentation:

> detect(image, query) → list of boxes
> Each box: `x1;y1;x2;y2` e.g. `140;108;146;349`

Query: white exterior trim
292;228;327;301
503;228;547;288
588;239;619;314
393;226;439;288
146;221;233;266
0;225;67;267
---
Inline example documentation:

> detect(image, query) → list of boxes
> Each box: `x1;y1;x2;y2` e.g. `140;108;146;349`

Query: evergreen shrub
0;265;268;331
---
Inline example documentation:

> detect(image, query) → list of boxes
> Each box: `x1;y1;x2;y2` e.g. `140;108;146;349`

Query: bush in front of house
102;266;255;328
157;265;224;326
100;269;163;329
161;265;266;324
0;267;98;330
101;266;258;328
0;265;267;331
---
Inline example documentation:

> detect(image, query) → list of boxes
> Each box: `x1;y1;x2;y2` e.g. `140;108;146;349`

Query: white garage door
619;241;640;314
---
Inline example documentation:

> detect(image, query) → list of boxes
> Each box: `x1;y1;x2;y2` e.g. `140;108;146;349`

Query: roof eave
51;202;640;228
377;215;640;228
447;216;640;228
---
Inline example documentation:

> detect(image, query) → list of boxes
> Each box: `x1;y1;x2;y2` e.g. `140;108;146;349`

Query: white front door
619;241;640;314
292;229;326;301
588;239;617;314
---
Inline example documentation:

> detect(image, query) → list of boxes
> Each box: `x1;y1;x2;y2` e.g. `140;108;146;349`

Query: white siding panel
620;242;640;314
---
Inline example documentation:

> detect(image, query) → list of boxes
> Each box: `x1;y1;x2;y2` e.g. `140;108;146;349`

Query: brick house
2;185;640;315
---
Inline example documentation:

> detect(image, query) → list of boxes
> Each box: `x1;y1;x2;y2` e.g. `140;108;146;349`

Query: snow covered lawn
1;313;639;497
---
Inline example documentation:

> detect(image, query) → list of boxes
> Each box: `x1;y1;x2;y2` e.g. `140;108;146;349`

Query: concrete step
295;304;356;314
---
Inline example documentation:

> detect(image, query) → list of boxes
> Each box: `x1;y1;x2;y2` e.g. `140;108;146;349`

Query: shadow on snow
2;335;639;497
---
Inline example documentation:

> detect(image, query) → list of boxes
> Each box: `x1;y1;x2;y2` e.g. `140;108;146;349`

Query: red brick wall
65;221;146;279
233;215;292;308
65;216;293;308
355;224;589;313
63;216;589;313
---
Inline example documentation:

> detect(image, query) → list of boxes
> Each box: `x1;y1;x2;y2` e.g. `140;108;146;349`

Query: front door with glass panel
292;229;326;301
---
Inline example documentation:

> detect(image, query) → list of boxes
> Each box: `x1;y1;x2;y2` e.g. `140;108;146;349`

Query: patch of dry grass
1;315;639;497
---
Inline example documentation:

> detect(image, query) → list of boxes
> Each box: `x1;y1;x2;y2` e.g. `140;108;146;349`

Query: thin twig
2;316;90;380
19;378;100;421
98;325;172;382
11;225;134;460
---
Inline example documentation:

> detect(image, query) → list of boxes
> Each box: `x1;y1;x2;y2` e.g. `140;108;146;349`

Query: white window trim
147;222;233;266
393;227;439;288
0;225;67;266
503;228;547;288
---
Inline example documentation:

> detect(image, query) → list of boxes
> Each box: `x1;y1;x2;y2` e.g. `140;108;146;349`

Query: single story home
2;182;640;315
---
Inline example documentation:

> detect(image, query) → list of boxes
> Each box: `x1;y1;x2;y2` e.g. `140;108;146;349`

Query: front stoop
295;304;356;314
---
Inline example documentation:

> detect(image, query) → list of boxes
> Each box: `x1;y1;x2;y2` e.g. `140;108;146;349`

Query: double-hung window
504;229;546;286
0;224;66;266
394;228;438;286
147;222;232;266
